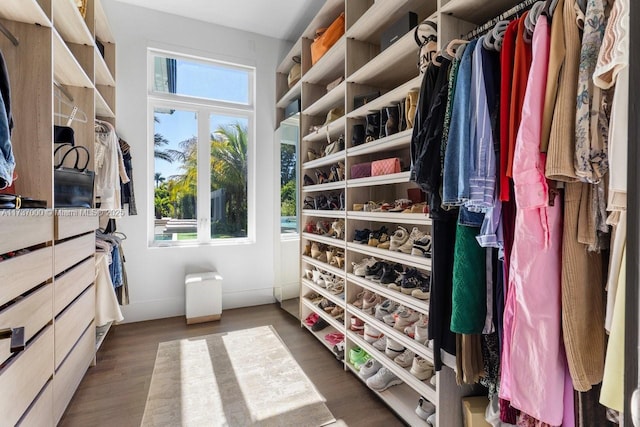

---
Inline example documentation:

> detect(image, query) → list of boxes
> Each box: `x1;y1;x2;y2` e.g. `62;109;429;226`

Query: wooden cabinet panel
18;380;54;427
0;246;53;306
54;285;95;369
0;213;53;255
53;233;95;275
55;213;98;241
54;257;94;316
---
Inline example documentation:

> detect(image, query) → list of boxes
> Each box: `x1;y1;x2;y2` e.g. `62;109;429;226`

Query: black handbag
54;144;95;208
0;194;46;209
54;125;75;145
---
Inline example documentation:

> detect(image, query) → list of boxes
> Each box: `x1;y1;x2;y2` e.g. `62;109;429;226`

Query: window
149;49;254;245
279;117;298;235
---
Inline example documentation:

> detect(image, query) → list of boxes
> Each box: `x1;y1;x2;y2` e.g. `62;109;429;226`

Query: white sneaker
366;367;403;391
394;308;420;331
359;358;383;380
430;375;437;387
415;397;436;420
382;305;406;326
375;299;399;321
372;336;387;352
364;323;383;343
414;314;429;344
352;257;378;276
410;356;434;380
394;349;415;368
397;227;426;254
389;226;409;252
426;412;436;426
385;338;405;359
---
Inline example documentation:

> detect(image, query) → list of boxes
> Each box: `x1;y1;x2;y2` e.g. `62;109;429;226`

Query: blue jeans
0;90;14;189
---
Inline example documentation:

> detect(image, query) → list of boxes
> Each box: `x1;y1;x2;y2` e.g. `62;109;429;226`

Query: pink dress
499;16;573;426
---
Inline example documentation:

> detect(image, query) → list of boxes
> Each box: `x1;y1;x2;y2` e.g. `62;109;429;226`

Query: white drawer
54;233;95;276
55;213;99;241
0;283;53;366
54;257;94;316
0;213;53;254
0;246;53;306
54;321;95;424
55;285;95;369
18;380;53;427
0;325;54;426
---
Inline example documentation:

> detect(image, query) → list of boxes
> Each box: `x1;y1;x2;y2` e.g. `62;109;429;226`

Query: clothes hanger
491;20;510;51
0;21;18;47
446;39;470;58
524;1;545;42
541;0;559;18
54;86;88;125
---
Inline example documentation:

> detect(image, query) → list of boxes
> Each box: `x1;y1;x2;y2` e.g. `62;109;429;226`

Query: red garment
506;14;533;179
499;19;520;202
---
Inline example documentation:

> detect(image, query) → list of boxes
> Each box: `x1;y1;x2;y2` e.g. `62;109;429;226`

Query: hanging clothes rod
464;0;538;40
0;21;19;47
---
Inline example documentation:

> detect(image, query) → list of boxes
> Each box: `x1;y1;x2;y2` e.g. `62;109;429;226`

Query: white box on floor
185;272;223;324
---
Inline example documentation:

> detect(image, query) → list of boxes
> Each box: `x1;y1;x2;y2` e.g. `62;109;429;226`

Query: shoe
375;300;399;321
350;317;365;333
389;198;412;212
412;235;432;257
366;367;403;391
352;257;377;276
379;108;388;139
414;314;429;345
315;169;329;184
410;357;434;380
385;338;405;359
382;304;406;326
427;412;436;426
304;174;315;186
379;263;402;284
352;124;365;147
364;262;384;280
307;148;320;162
377;240;391;250
389;226;409;251
311;318;329;331
367;226;389;247
412;286;431;300
351;291;367;309
400;269;429;295
394;349;416;368
372;336;387;352
310;242;323;260
365;112;380;143
304;313;319;326
362;293;382;315
353;228;372;244
430;375;436;387
353;203;364;211
364;323;383;343
394;308;420;331
406;89;419;129
397;227;427;254
384;106;399;137
415;397;436;420
349;347;371;370
333;342;344;360
330;306;344;317
403;202;428;214
324;332;344;346
359;358;383;380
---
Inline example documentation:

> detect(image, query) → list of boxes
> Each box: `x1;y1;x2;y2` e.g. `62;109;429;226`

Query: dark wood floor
60;303;405;427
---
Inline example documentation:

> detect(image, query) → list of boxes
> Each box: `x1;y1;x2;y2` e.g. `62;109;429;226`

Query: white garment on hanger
95;121;129;212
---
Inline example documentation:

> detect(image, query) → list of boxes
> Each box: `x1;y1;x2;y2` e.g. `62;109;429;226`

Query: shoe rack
276;0;515;425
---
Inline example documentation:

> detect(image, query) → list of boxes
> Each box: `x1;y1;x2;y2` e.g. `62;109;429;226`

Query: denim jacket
0;89;14;189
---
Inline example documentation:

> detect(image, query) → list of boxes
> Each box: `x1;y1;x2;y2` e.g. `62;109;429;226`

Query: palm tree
154;172;165;188
154;115;181;163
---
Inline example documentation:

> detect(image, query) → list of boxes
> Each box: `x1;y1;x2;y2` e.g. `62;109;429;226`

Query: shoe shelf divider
302;255;346;278
302;278;346;309
302;181;346;193
301;232;346;249
95;47;116;87
303;116;346;142
302;209;346;219
348;242;433;271
303;80;347;117
303;150;345;170
53;29;93;88
302;297;345;332
346;328;438;405
347;211;431;226
347;171;412;188
347;273;430;316
346;129;412;157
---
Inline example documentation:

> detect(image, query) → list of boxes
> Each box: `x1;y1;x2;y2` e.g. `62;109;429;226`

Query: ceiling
112;0;324;41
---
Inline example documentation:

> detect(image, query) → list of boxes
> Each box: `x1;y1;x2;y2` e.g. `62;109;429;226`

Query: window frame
278;115;300;239
147;48;256;247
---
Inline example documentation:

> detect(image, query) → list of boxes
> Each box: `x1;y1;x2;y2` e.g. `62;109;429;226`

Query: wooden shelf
53;29;93;88
347;273;430;317
302;209;346;219
347;211;431;226
302;232;346;249
94;47;115;86
348;76;422;119
347;30;418;88
300;0;344;40
440;0;522;25
95;88;115;118
302;180;345;193
276;80;302;109
302;322;342;355
348;172;411;188
95;0;115;43
95;321;113;352
54;0;93;45
302;255;345;277
302;150;345;170
0;0;51;27
302;298;345;332
347;129;411;157
347;242;431;271
302;36;346;85
304;80;346;116
303;116;346;143
302;279;346;309
277;38;303;74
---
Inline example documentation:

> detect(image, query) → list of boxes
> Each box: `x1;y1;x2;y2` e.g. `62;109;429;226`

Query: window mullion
196;108;211;242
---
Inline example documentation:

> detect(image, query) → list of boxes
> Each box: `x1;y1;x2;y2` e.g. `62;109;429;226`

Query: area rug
141;325;336;426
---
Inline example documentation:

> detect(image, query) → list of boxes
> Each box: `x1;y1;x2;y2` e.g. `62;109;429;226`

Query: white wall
103;1;292;323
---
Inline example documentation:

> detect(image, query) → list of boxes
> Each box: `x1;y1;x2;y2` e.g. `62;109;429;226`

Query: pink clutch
350;162;371;179
371;157;401;176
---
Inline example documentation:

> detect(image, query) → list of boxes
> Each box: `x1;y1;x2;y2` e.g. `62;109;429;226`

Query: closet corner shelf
347;130;412;157
347;328;438;405
276;79;302;110
301;278;346;309
95;0;116;43
347;273;430;318
302;255;346;278
347;171;411;188
346;31;417;87
54;0;93;45
301;37;346;85
303;116;346;143
301;232;346;249
303;81;346;117
347;211;431;226
439;0;519;25
0;0;51;27
302;297;345;332
95;321;113;352
346;0;411;42
276;39;303;74
302;181;345;193
95;89;115;118
302;209;346;219
53;29;93;88
300;0;344;40
94;48;116;87
347;76;422;120
303;150;345;170
347;242;432;271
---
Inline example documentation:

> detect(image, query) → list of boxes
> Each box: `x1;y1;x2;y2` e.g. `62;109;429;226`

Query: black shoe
304;174;315;186
365;112;380;142
352;124;365;146
380;264;400;284
385;106;399;136
364;262;384;280
379;108;388;139
312;318;330;331
353;228;371;243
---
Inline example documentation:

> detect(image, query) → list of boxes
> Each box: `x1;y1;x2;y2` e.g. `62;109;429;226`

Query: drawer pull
0;327;25;353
